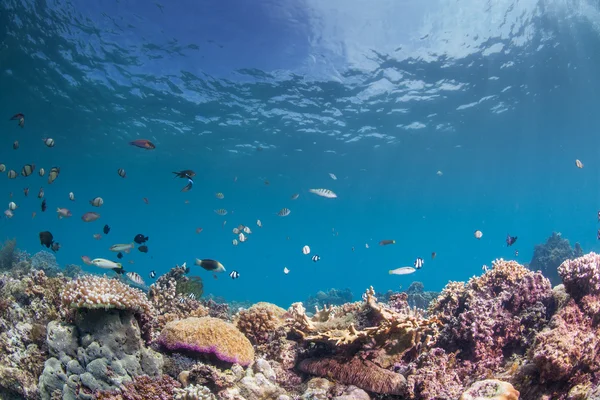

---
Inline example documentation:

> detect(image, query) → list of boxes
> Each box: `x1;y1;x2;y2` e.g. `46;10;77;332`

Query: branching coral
158;317;255;366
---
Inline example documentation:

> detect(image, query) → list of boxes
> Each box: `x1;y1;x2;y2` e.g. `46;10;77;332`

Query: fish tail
388;270;393;274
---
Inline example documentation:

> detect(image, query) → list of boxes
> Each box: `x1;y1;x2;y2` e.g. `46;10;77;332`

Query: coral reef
0;239;17;271
235;302;287;345
529;232;583;286
158;317;255;366
305;288;353;310
38;309;163;399
93;374;180;399
459;379;519;400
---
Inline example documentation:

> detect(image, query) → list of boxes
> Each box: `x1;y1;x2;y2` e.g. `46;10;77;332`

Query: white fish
365;243;369;249
283;267;290;274
576;159;584;169
329;172;337;180
215;209;227;216
389;267;416;275
4;210;13;218
256;219;262;228
243;226;252;234
277;208;291;217
0;164;5;173
91;258;123;270
232;239;238;246
126;272;145;285
8;202;17;211
302;245;310;255
436;170;443;176
474;230;483;239
69;192;75;201
291;193;299;200
309;188;337;198
239;232;247;242
233;227;240;234
109;243;135;252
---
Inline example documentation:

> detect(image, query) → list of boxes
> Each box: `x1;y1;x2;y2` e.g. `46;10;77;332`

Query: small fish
91;258;123;271
291;193;299;200
103;224;110;234
39;231;54;248
89;197;103;207
4;210;13;218
138;245;148;253
436;170;443;176
302;245;310;255
31;212;36;219
195;258;226;272
196;227;203;234
309;188;337;198
474;230;483;239
10;113;24;127
515;250;519;257
48;167;60;184
243;226;251;234
283;267;290;274
81;212;100;222
143;197;149;204
81;256;93;265
41;199;47;212
597;229;600;240
576;159;584;169
129;139;156;150
264;180;270;185
229;270;240;279
233;227;240;234
42;138;55;147
117;168;126;178
232;239;238;246
134;234;148;244
51;242;60;252
414;257;424;269
188;293;196;300
257;219;262;227
8;202;16;211
149;270;156;279
38;188;44;199
172;170;196;179
379;240;395;246
21;164;35;177
69;192;75;201
38;168;45;177
506;234;518;247
13;141;18;150
389;267;416;275
215;192;224;199
598;210;600;222
93;234;102;240
238;232;247;242
365;243;369;249
311;255;320;262
7;170;17;179
57;208;72;219
431;252;437;259
109;243;134;253
126;272;145;285
277;208;291;217
178;297;185;304
117;252;123;259
214;209;227;216
0;164;5;172
329;173;337;180
181;178;194;192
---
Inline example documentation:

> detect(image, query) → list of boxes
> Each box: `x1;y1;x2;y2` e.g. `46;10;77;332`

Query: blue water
2;0;600;307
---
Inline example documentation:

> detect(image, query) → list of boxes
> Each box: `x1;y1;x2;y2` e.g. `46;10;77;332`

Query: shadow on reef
5;236;600;399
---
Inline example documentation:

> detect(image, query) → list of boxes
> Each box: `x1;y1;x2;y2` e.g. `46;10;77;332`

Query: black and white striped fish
126;271;145;285
149;270;156;279
229;270;240;279
178;297;185;304
311;255;320;262
414;257;424;269
187;293;196;300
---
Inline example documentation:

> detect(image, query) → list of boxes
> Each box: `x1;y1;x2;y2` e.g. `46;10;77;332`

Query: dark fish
506;234;518;247
431;252;437;259
23;188;29;197
598;210;600;222
134;234;148;244
195;259;225;272
51;242;60;253
103;224;110;234
172;170;196;178
117;252;123;259
129;139;155;150
117;168;126;178
41;199;47;212
597;229;600;240
13;141;18;150
10;113;24;128
138;245;148;253
39;231;53;248
149;270;156;279
379;239;396;246
181;178;193;192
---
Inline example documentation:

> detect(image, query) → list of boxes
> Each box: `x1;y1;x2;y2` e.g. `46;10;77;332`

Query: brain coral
158;317;255;366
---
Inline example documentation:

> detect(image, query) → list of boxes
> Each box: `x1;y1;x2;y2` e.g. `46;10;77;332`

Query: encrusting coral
158;317;255;366
93;374;181;399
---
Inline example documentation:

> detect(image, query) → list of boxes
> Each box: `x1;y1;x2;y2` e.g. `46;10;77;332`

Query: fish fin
388;270;393;274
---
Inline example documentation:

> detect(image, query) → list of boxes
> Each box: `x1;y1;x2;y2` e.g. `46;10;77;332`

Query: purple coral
558;252;600;300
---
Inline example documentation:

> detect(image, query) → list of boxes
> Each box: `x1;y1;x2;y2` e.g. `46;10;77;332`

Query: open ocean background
1;0;600;307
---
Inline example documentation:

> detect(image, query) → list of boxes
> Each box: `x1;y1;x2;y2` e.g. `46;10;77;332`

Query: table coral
158;317;255;366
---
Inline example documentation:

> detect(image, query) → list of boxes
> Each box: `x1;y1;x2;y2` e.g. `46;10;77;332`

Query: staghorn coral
148;264;209;335
459;379;519;400
61;275;155;342
298;357;406;395
93;374;180;399
529;232;583;286
428;259;553;374
158;317;255;366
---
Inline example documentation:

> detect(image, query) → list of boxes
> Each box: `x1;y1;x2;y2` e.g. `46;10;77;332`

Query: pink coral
158;317;255;366
558;252;600;300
